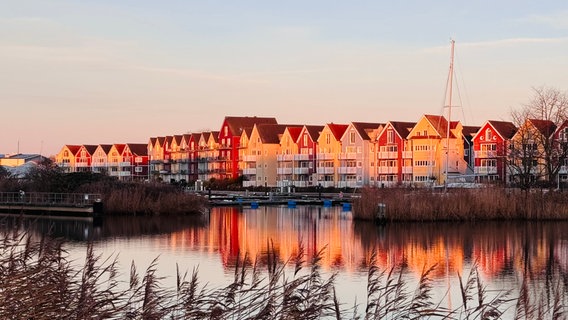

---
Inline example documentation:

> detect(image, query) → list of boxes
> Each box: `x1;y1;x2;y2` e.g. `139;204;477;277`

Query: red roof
223;116;278;136
486;120;517;140
327;123;349;141
126;143;148;156
529;119;556;137
423;115;456;138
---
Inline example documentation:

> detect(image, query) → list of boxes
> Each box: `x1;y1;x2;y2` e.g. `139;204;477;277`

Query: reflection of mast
444;39;455;188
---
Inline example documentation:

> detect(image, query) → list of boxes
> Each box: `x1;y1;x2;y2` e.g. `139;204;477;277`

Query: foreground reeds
353;187;568;221
0;225;565;319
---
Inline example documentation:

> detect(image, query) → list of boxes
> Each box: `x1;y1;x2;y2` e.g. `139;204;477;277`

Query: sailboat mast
445;39;455;186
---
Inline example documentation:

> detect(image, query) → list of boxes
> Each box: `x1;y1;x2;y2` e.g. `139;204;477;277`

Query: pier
0;192;103;221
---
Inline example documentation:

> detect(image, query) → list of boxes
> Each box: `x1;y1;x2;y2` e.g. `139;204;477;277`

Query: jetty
0;192;103;221
204;190;354;208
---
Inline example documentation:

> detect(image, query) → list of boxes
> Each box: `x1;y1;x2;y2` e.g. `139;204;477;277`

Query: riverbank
352;187;568;222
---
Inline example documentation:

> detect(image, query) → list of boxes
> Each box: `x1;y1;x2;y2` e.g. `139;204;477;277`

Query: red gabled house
217;116;278;179
123;143;149;181
472;120;517;183
376;121;415;186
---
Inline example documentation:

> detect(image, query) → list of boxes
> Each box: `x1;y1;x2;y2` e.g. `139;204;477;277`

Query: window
387;130;395;144
326;133;331;144
349;132;356;144
486;128;492;141
224;126;228;136
303;134;308;146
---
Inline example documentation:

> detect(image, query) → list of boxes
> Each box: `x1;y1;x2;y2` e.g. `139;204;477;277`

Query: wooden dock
0;192;103;221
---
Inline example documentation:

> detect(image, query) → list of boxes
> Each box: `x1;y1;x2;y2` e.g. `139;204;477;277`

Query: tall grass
0;224;565;319
77;181;208;215
352;187;568;221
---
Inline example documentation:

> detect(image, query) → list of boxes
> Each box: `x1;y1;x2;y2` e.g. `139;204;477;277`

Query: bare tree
508;87;568;189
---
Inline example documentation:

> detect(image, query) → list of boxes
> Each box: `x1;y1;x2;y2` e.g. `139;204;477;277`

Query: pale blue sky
2;0;567;156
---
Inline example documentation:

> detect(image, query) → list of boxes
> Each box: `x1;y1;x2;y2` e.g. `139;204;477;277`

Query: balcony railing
243;155;257;162
339;153;357;160
338;167;357;174
277;168;293;175
474;150;498;158
277;154;294;161
378;167;398;174
293;154;310;161
402;151;412;159
317;153;334;160
377;151;397;159
243;168;257;175
293;167;310;175
317;167;335;174
475;167;498;174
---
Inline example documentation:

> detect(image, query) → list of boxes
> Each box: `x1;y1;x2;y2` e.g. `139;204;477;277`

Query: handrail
0;192;101;207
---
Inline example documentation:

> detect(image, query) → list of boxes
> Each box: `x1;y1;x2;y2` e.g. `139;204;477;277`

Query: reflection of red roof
328;123;349;141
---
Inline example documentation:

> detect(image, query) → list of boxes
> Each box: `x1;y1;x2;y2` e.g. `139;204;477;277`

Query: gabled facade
123;143;149;181
316;123;348;188
217;116;278;180
376;121;416;186
55;145;81;173
338;122;383;188
294;125;323;187
242;124;288;187
509;119;556;185
107;144;126;180
553;120;568;184
197;131;220;181
276;126;303;187
407;115;467;186
74;145;97;172
92;144;113;174
472;120;516;183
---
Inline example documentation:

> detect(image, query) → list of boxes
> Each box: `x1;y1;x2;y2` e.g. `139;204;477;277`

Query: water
4;206;568;317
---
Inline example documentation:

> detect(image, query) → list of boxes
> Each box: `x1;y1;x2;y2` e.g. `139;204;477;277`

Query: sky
2;0;568;156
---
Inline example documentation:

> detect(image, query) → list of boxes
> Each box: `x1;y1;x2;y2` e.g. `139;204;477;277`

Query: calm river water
9;205;568;317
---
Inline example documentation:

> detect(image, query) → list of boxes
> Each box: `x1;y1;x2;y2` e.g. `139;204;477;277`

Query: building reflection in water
158;206;568;284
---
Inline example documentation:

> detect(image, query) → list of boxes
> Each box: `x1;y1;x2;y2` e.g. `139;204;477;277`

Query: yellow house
276;126;303;187
407;115;467;186
245;124;289;188
55;145;81;173
316;123;349;188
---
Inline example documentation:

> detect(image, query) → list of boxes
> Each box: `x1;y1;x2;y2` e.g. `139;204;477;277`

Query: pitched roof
327;123;349;141
65;145;81;155
388;121;416;139
223;116;278;136
423;115;456;138
529;119;556;137
256;124;290;144
351;122;383;140
304;125;324;141
127;143;148;156
462;126;481;138
98;144;113;153
113;144;126;154
286;126;303;142
173;135;183;146
483;120;517;140
83;145;98;155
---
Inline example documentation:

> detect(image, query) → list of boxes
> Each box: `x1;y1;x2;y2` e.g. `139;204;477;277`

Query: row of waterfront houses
53;114;568;188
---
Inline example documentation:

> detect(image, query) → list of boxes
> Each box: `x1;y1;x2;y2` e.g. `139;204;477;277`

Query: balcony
317;167;335;174
377;151;397;159
317;153;334;160
402;151;413;159
378;167;398;174
475;150;498;158
338;167;357;174
402;166;412;174
293;167;310;175
293;154;310;161
318;181;335;188
75;162;89;167
243;155;257;162
277;154;294;161
277;168;293;175
475;167;498;174
243;181;257;187
243;168;257;175
339;153;356;160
